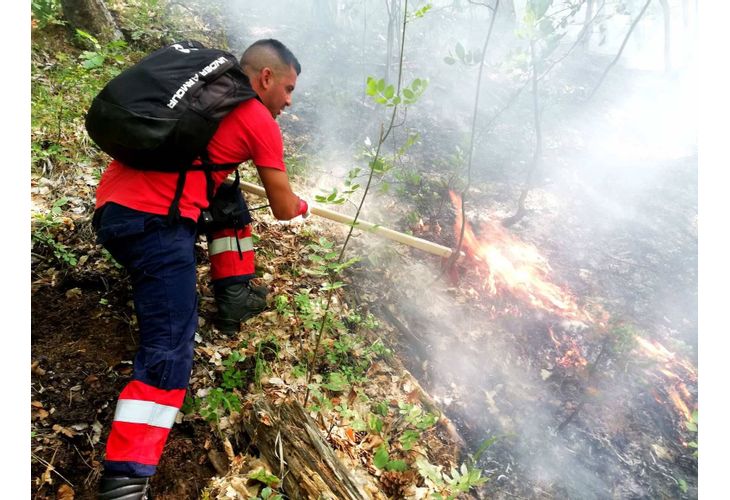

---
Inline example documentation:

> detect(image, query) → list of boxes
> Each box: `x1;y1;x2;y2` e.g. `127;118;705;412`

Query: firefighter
93;39;308;499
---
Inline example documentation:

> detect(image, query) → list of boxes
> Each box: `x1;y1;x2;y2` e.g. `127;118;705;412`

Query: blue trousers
95;203;199;390
94;203;198;476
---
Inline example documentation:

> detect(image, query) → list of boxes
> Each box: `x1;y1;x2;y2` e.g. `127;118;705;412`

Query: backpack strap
166;158;242;225
167;170;188;223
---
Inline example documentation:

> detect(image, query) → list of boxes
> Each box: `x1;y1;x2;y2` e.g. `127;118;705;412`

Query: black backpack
85;40;258;220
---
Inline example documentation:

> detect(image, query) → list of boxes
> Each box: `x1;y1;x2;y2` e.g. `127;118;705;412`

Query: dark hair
243;39;301;75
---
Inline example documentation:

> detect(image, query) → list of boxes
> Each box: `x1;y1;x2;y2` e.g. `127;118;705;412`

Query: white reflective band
113;399;179;429
209;236;254;256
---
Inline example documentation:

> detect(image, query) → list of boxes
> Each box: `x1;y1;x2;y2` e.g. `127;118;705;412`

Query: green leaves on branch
305;237;361;278
444;42;482;66
75;29;127;69
528;0;553;19
365;76;429;107
402;78;428;105
32;0;64;29
399;429;420;450
315;167;363;205
197;388;241;425
315;187;346;205
408;3;433;22
399;402;439;430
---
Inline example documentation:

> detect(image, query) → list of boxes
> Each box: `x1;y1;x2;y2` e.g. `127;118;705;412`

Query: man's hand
278;199;310;227
297;198;310;219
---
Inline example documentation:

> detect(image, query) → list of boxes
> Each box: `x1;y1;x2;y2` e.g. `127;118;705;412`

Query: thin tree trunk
385;0;401;83
588;0;652;99
448;0;499;270
581;0;594;47
503;39;541;227
60;0;122;42
658;0;672;72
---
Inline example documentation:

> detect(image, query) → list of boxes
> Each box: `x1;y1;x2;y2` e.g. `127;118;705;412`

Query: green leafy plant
198;388;240;425
303;0;429;409
248;468;280;488
398;402;439;430
322;371;349;392
685;409;698;458
368;413;384;435
373;443;408;472
409;3;433;20
305;236;361;280
256;487;283;500
221;350;247;390
32;0;64;28
398;429;420;451
274;294;293;318
75;30;128;70
31;198;78;267
444;42;483;66
305;383;334;414
416;457;489;500
245;468;284;499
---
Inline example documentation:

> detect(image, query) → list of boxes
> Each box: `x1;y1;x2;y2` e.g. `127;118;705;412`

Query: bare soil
31;266;218;499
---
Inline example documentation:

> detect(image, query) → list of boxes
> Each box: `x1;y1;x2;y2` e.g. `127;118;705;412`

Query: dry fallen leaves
56;483;75;500
52;424;77;438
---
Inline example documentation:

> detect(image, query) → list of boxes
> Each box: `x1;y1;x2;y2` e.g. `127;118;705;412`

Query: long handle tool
240;180;458;258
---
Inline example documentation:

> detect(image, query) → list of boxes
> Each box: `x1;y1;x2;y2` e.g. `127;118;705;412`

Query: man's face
260;65;297;118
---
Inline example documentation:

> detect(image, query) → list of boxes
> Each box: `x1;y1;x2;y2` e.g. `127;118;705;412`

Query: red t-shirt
95;98;285;222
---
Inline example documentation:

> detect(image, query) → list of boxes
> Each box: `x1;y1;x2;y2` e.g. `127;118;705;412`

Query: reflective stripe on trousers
209;225;256;282
104;381;186;476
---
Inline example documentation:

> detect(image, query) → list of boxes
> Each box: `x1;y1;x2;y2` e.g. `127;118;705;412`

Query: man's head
240;39;301;118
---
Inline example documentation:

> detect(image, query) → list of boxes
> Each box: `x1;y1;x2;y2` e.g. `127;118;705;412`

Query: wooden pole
240;180;458;259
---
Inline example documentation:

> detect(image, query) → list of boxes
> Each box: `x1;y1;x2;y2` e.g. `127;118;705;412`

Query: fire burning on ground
449;192;696;424
449;192;595;325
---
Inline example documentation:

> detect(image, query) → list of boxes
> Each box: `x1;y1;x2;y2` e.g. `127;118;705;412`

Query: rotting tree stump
241;394;385;500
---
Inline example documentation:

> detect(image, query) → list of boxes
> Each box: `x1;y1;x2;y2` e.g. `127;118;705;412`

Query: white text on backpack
167;56;228;109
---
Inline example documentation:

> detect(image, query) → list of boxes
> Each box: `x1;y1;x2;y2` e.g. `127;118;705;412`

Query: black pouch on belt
198;170;252;234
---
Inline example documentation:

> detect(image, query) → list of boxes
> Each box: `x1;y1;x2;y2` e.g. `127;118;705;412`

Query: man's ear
260;67;274;89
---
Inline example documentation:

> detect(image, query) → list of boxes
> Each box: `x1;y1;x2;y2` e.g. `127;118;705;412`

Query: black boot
214;282;268;334
98;476;151;499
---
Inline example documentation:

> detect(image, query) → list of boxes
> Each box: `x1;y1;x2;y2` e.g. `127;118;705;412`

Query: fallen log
241;394;385;500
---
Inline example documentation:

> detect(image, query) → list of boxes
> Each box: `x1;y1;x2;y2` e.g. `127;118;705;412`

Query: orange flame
449;192;696;423
634;336;696;421
667;386;692;421
451;192;590;322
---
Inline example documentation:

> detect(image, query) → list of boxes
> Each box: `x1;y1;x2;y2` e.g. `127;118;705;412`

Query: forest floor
31;10;698;499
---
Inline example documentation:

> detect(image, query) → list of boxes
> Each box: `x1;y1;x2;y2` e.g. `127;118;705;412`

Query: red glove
297;198;310;219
